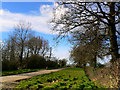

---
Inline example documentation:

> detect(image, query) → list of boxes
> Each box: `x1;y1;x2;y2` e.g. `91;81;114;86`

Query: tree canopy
51;2;120;63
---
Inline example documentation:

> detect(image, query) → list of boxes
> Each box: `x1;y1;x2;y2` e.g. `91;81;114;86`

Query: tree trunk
83;63;86;71
93;54;97;68
19;45;24;68
107;3;120;88
109;2;119;63
26;49;29;59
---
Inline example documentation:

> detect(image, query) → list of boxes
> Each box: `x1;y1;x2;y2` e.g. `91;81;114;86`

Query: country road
0;68;65;88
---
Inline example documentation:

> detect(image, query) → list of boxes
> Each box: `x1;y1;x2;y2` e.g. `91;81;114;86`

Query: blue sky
0;2;72;60
2;2;53;15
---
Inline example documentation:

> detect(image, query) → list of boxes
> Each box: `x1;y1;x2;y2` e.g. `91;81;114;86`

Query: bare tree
51;2;120;62
41;40;49;57
27;36;50;57
12;22;34;68
27;36;42;56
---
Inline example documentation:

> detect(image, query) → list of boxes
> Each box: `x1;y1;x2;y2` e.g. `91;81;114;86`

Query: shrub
46;60;58;68
25;55;46;69
2;60;18;71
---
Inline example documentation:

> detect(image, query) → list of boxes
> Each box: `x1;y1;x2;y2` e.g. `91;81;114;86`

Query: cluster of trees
1;22;67;71
22;55;59;69
59;59;67;67
70;23;109;68
51;1;120;87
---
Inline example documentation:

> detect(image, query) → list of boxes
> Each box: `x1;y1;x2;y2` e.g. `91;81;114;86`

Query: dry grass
85;66;111;88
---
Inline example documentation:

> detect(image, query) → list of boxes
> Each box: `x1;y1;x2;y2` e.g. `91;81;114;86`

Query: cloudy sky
0;1;72;60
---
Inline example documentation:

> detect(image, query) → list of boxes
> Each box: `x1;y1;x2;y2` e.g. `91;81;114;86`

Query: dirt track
0;68;65;88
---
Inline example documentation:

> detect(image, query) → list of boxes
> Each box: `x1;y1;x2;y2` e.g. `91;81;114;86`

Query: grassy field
17;68;103;89
1;67;63;76
1;69;44;76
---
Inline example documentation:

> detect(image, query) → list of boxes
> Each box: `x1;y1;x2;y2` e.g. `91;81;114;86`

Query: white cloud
51;2;69;20
56;51;69;60
0;6;54;34
0;3;69;35
40;4;54;18
40;5;50;15
53;48;70;60
0;40;2;43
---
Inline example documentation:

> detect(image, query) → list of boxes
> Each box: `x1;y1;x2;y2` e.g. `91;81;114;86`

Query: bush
46;60;58;68
2;55;59;71
2;60;18;71
24;55;46;69
59;59;67;67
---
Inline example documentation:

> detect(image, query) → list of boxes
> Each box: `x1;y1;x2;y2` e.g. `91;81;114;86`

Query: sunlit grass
2;69;44;76
17;67;102;89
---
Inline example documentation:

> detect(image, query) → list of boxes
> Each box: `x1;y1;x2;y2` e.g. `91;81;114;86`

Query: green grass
1;69;44;76
17;68;100;89
1;67;63;76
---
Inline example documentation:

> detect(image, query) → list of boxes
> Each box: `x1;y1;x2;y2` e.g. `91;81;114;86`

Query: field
1;67;63;76
1;69;43;76
17;68;103;89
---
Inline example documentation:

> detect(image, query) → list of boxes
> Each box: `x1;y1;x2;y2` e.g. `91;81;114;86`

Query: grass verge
17;67;102;89
1;69;44;76
1;67;64;76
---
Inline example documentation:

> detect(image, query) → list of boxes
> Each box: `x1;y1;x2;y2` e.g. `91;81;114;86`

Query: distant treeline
1;22;67;71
